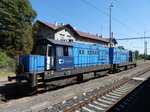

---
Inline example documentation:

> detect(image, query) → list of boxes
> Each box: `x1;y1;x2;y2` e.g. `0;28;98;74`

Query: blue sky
29;0;150;54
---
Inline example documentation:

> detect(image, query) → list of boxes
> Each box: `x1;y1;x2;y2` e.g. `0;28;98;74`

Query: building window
69;39;73;42
67;35;71;37
60;39;65;41
60;34;65;36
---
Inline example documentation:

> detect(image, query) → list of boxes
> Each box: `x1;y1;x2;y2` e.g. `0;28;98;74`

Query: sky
29;0;150;54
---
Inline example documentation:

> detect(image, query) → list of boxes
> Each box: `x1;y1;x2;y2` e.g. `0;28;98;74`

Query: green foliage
117;46;125;50
138;54;148;60
134;50;145;60
0;0;37;57
0;49;16;73
146;55;150;60
138;57;143;60
134;50;139;59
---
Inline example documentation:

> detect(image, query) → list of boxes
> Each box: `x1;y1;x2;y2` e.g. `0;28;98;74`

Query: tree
147;55;150;60
134;50;139;59
117;46;125;50
0;49;16;73
0;0;37;57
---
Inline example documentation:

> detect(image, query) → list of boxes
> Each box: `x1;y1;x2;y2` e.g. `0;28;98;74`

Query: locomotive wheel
77;74;83;83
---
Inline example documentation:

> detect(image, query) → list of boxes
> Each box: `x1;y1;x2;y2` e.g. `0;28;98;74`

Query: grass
0;69;16;81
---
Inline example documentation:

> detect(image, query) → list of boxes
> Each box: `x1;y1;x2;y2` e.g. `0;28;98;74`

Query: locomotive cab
8;39;74;94
35;39;56;71
35;38;74;71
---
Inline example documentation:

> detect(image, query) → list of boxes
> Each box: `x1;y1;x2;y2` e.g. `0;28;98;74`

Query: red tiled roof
37;20;110;43
39;21;73;30
105;38;117;44
76;30;109;43
39;21;57;29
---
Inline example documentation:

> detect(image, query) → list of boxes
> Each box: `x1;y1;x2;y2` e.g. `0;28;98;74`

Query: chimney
96;33;102;38
88;32;91;34
60;23;65;26
54;21;58;26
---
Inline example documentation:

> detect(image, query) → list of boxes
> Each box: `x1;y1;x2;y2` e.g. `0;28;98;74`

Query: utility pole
100;25;102;37
109;2;113;47
145;41;147;55
144;32;147;62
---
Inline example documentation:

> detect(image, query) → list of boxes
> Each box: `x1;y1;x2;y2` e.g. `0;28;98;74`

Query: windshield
36;45;47;56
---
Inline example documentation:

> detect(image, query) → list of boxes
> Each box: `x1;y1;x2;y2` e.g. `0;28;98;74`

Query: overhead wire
115;0;150;32
50;16;100;33
80;0;142;36
116;36;150;40
48;6;104;34
48;3;136;38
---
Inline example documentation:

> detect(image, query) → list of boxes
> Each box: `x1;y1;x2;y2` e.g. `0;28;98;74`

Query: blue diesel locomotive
8;38;136;94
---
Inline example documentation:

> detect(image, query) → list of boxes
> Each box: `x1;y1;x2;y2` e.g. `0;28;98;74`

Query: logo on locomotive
58;59;73;64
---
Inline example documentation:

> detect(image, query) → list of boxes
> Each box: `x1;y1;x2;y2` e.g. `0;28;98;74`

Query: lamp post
144;32;147;62
109;2;113;47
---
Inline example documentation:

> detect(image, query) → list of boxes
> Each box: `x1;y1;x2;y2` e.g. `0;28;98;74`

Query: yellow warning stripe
37;77;42;80
37;82;44;85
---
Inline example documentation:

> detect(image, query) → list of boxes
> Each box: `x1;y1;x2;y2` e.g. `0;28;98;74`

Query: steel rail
64;67;150;112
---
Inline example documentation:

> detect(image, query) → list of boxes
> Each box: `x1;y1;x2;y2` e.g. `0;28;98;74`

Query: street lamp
109;2;113;47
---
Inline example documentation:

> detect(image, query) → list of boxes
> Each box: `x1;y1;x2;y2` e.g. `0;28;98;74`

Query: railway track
63;69;149;112
1;62;150;112
64;78;143;112
40;67;150;112
0;82;19;104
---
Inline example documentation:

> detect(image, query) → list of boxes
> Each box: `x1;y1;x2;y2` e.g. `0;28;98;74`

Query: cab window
68;47;73;56
36;45;47;56
63;46;68;56
57;46;73;57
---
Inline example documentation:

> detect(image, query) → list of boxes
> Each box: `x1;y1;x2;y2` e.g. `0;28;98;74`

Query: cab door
46;44;55;70
46;44;51;70
56;45;74;71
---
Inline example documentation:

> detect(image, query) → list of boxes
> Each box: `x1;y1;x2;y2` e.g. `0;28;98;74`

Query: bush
0;49;16;73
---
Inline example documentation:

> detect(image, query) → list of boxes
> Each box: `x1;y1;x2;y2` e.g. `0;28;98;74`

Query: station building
33;20;117;47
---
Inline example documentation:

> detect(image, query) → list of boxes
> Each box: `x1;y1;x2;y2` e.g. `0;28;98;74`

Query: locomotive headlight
21;80;28;83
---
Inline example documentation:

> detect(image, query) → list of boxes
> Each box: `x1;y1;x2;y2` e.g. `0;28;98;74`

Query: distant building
33;20;117;47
